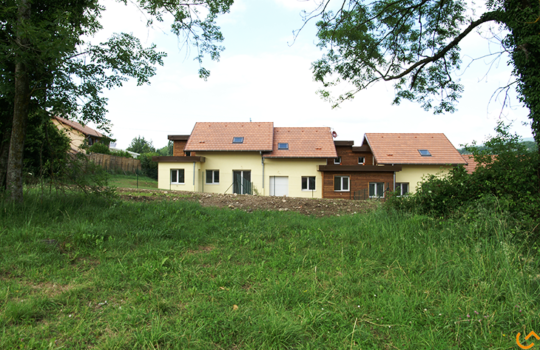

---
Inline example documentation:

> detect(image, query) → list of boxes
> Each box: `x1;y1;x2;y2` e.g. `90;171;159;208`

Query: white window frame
334;176;350;192
171;169;185;184
396;183;409;196
358;157;365;165
369;182;385;198
206;170;220;184
301;176;316;191
334;156;342;165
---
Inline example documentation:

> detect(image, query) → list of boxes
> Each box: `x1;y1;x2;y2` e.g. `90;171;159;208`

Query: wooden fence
88;153;141;174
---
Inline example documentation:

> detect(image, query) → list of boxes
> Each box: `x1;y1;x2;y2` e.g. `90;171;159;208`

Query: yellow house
153;122;337;198
52;116;104;152
363;133;467;194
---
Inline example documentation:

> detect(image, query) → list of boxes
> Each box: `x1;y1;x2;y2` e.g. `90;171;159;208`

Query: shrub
87;142;111;155
139;152;159;180
386;122;540;230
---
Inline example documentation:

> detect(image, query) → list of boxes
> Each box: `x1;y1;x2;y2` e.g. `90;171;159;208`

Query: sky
91;0;534;150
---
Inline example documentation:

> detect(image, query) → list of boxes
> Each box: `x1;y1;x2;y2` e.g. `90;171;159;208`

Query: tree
157;141;173;156
1;0;233;201
309;0;540;182
127;136;156;154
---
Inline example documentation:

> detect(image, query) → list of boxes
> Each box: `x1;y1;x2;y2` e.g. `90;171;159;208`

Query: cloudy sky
93;0;533;150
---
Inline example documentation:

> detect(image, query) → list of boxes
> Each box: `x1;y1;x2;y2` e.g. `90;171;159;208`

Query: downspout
393;166;396;192
260;151;265;194
193;161;196;192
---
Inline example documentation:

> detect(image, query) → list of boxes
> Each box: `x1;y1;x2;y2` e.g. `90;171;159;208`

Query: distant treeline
458;140;537;154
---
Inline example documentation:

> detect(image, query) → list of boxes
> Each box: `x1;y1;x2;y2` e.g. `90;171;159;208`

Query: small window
396;183;409;196
171;169;185;184
301;176;316;191
369;182;385;198
334;157;341;165
278;143;289;150
334;176;349;191
418;149;431;156
358;157;365;165
206;170;220;184
232;137;244;144
185;151;191;157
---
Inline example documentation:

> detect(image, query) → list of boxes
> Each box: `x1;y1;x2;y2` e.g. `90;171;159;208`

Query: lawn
108;174;158;190
0;191;538;349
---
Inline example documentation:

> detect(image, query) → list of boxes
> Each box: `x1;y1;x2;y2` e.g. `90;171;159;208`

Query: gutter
260;151;265;191
193;162;196;191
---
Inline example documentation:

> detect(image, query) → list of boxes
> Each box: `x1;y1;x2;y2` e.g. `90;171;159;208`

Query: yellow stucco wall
52;119;86;151
263;158;325;198
158;162;200;192
157;153;326;198
395;165;452;193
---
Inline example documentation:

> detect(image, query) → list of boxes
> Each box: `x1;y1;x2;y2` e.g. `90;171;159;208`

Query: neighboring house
52;116;104;151
153;124;466;199
460;154;497;174
363;133;467;195
153;122;336;197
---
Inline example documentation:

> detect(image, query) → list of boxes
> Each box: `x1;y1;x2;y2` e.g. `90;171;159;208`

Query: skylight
278;143;289;150
418;149;431;156
232;137;244;144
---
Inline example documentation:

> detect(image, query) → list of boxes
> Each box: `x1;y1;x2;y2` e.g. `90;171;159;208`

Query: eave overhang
152;156;205;163
318;165;402;172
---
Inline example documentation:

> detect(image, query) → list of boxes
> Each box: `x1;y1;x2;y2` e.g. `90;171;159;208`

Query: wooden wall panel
322;171;394;199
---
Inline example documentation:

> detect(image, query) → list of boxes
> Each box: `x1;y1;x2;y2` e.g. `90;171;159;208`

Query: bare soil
117;188;379;217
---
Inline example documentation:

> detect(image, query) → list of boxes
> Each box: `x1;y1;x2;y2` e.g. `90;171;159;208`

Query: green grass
0;191;539;349
108;174;158;190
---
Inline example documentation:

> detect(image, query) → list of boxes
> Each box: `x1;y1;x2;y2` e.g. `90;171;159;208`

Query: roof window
278;143;289;150
418;149;431;156
232;137;244;144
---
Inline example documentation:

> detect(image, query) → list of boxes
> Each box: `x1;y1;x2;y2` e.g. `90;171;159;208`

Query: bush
386;122;540;230
139;152;159;180
87;142;111;155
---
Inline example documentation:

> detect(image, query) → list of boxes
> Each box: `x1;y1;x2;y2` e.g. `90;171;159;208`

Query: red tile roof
365;133;466;165
264;127;337;158
54;116;103;138
461;154;497;174
185;122;274;151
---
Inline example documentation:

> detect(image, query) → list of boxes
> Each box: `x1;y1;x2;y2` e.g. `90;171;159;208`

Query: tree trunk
6;0;31;202
0;135;9;191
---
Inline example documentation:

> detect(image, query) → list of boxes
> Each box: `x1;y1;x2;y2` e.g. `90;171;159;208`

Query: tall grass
0;192;538;349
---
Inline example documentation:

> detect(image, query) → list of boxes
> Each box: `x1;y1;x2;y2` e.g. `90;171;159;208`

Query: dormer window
278;143;289;150
418;149;431;156
232;137;244;144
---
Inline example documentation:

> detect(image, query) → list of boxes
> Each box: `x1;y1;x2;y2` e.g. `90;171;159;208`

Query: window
171;169;185;184
278;143;289;150
232;137;244;144
334;157;341;165
396;183;409;196
185;151;191;156
369;182;385;198
206;170;219;184
334;176;349;191
418;149;431;156
302;176;316;191
358;157;365;165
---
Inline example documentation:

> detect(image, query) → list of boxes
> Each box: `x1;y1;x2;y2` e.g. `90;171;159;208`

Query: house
153;124;466;199
153;122;336;197
330;133;466;197
52;116;104;151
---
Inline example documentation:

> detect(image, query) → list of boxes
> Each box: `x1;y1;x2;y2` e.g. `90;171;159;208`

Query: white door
270;176;288;196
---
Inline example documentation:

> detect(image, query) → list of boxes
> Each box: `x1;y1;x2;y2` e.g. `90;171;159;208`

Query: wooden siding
173;140;195;156
88;153;141;173
326;146;374;166
322;171;394;199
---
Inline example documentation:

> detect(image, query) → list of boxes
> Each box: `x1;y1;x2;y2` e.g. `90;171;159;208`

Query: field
108;174;158;190
1;191;539;349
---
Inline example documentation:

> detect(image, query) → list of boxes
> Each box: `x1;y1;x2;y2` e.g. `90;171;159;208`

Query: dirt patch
117;188;379;217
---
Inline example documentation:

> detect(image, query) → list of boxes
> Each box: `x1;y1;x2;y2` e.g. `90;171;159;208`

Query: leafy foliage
311;0;540;144
138;152;160;180
386;122;540;229
127;136;156;154
157;141;173;156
